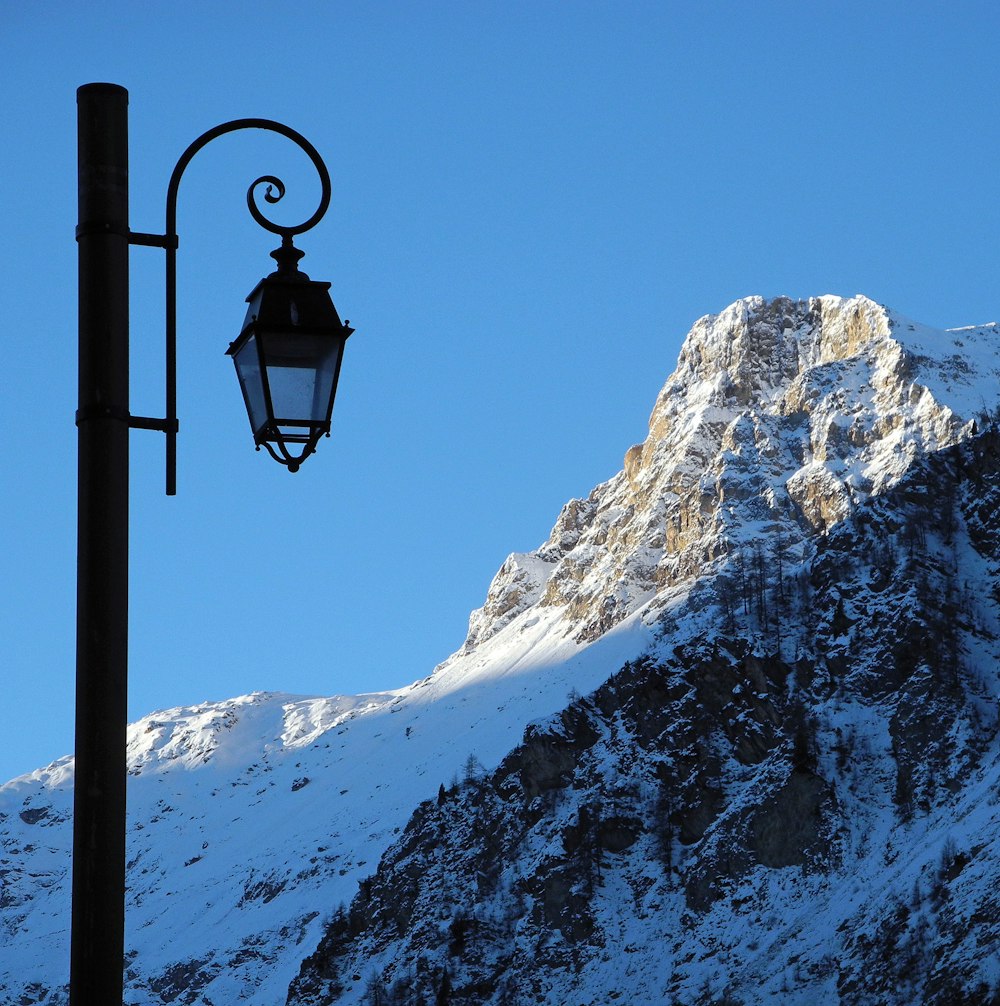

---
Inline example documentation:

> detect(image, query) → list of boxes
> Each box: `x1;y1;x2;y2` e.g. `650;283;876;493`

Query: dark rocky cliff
288;431;1000;1006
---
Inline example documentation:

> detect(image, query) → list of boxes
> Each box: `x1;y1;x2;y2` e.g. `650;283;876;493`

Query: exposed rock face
464;295;991;647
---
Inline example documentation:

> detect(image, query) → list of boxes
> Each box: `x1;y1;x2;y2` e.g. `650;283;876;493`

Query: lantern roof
241;241;346;334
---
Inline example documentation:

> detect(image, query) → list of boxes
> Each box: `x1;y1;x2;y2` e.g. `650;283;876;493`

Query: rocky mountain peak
286;322;1000;1006
664;295;889;407
463;295;999;650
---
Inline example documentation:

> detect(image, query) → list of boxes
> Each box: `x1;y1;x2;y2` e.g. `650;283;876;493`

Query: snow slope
1;605;655;1003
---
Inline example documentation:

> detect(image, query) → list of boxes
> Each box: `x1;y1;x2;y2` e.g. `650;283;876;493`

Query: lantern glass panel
261;332;342;423
233;336;269;434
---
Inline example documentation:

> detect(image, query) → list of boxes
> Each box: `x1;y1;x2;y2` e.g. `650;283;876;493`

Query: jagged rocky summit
4;295;1000;1006
465;294;990;647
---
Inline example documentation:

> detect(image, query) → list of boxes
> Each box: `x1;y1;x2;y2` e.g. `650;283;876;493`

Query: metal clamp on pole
128;231;178;249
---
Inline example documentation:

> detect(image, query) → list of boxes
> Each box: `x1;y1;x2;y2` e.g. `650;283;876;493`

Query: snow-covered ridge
1;600;654;1004
124;691;402;774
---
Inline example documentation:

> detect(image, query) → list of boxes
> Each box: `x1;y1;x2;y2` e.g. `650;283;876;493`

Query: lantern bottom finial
255;425;325;472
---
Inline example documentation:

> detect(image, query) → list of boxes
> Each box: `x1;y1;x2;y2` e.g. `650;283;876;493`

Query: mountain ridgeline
3;295;1000;1005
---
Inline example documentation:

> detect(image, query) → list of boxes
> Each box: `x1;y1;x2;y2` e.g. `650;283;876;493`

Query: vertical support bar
166;240;177;496
72;82;130;1006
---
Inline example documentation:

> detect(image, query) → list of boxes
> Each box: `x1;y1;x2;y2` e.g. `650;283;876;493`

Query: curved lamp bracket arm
140;118;332;496
165;117;332;240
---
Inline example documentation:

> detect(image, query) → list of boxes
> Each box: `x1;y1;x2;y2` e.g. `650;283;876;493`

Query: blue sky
2;1;998;783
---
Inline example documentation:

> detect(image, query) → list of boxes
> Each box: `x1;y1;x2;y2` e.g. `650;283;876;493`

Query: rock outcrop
463;296;993;651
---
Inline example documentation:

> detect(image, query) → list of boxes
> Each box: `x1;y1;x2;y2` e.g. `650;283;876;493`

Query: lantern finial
270;237;307;279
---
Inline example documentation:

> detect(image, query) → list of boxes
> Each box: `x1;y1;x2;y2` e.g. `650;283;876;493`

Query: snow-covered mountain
4;295;1000;1005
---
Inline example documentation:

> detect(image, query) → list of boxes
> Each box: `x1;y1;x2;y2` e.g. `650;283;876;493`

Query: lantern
228;239;353;471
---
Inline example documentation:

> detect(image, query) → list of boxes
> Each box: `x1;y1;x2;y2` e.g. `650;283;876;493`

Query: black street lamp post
72;82;352;1005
